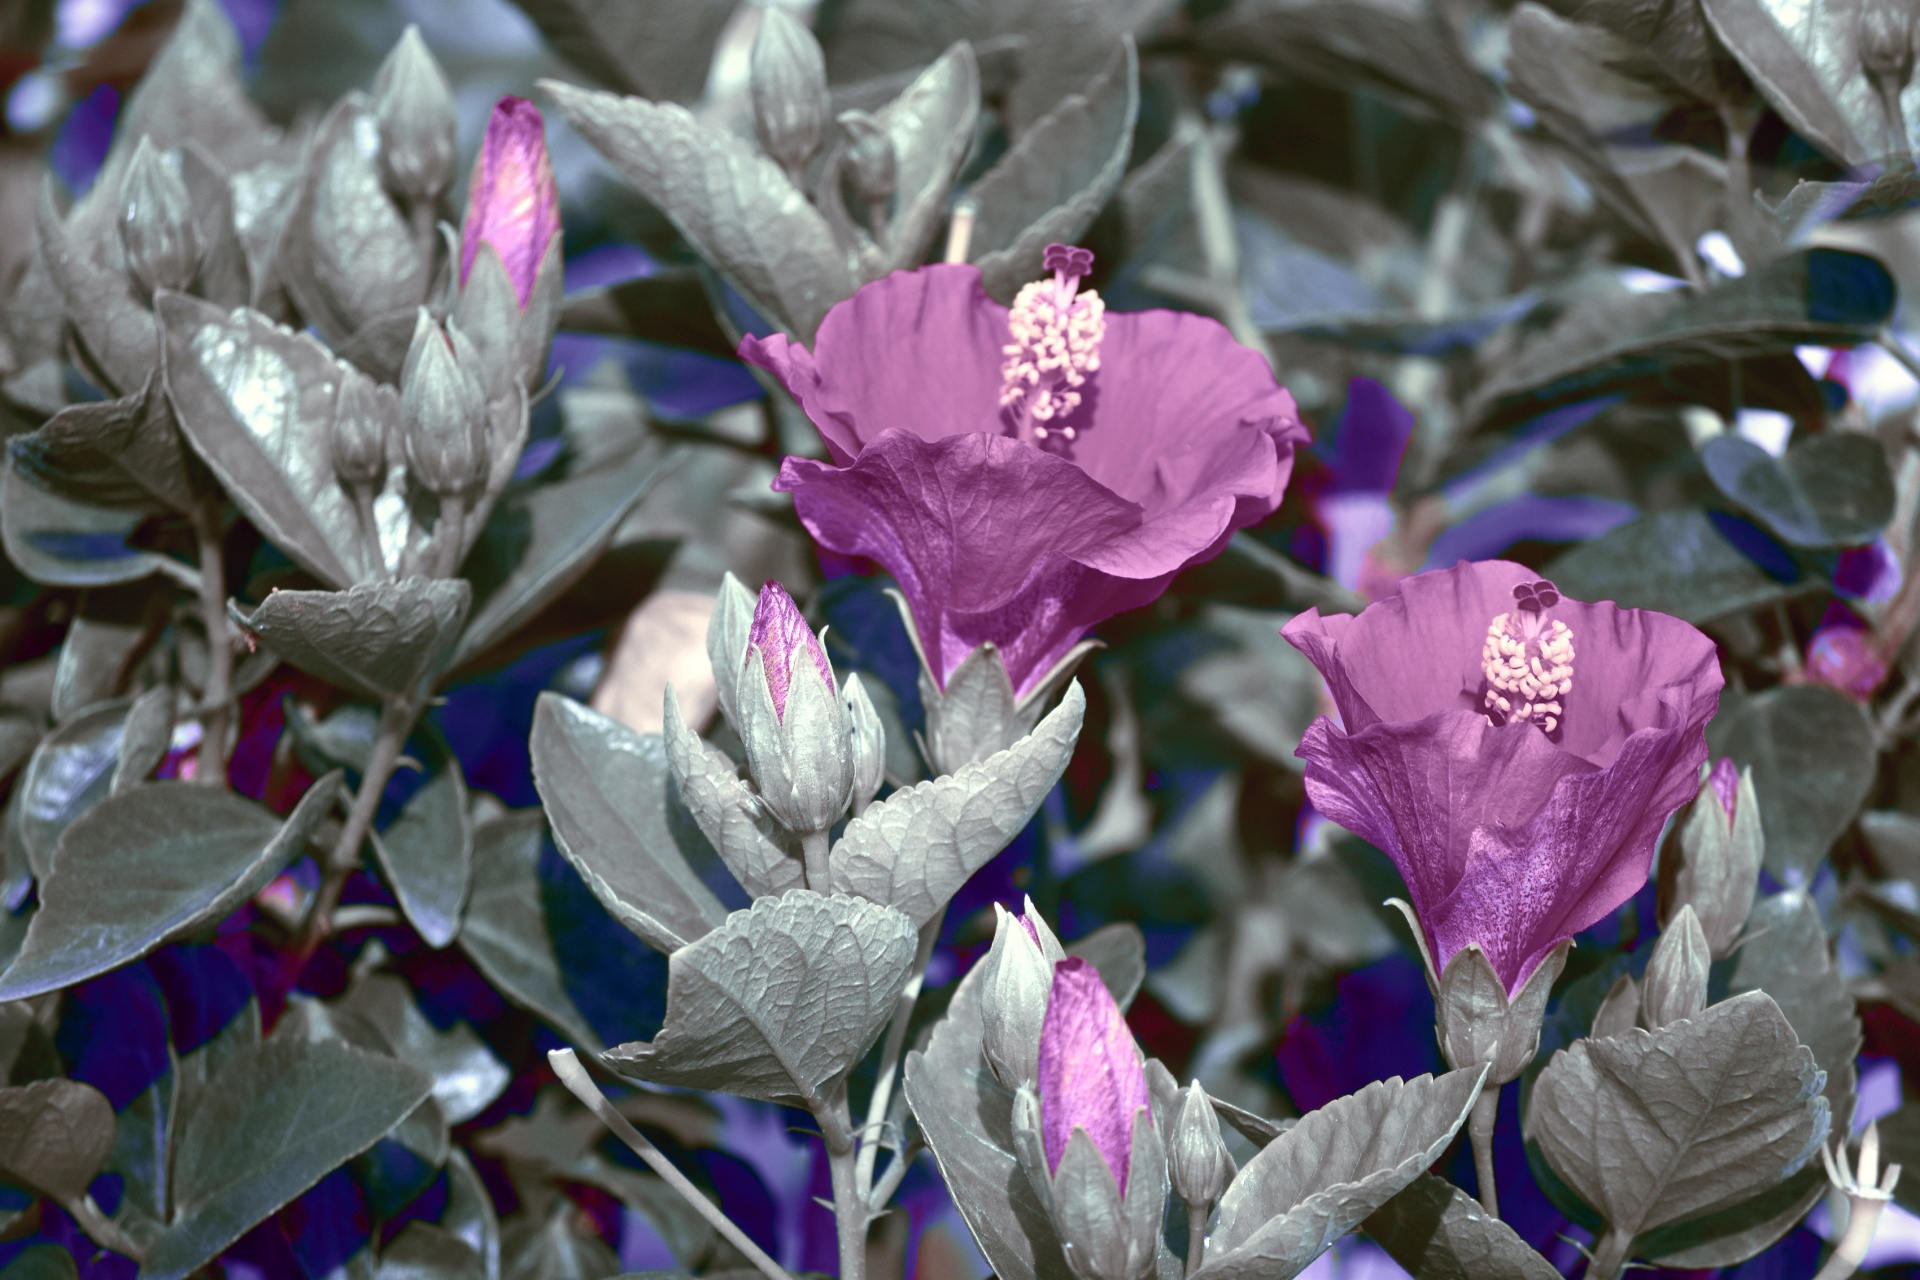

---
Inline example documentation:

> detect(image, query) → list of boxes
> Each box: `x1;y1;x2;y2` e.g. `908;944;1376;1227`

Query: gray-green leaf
232;579;472;701
1703;433;1894;548
1549;509;1804;625
0;773;342;1000
830;682;1082;924
0;1079;115;1205
601;892;916;1107
140;1026;434;1280
368;734;471;950
530;692;727;953
1192;1067;1486;1280
1362;1174;1562;1280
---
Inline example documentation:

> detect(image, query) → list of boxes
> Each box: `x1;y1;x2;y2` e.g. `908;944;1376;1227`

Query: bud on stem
373;27;459;210
750;8;830;183
121;136;201;300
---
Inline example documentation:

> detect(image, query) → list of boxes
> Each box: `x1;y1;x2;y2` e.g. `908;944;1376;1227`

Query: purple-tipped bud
748;582;836;721
460;97;560;309
372;27;458;207
738;581;854;833
1039;957;1151;1194
1706;756;1739;821
121;136;201;299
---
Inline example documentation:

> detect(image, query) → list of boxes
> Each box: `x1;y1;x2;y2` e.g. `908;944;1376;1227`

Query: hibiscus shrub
0;2;1913;1280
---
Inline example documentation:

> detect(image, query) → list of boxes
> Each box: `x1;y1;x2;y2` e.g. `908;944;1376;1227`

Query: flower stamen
1000;243;1105;447
1481;580;1574;735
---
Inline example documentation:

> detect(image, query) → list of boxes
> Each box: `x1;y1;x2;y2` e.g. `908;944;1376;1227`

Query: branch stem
65;1192;145;1262
817;1080;868;1280
802;829;832;891
189;501;233;788
1185;1202;1209;1278
298;691;418;953
855;910;943;1202
1469;1085;1500;1219
1585;1227;1631;1280
549;1049;797;1280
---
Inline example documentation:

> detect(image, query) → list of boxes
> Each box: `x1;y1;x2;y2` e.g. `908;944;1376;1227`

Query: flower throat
999;243;1105;448
1481;579;1575;736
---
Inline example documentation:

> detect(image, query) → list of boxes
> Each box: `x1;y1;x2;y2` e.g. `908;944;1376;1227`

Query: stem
866;1139;920;1214
1585;1227;1631;1280
1185;1202;1208;1278
801;829;832;891
821;1081;868;1280
65;1193;145;1261
353;484;387;581
549;1049;797;1280
1814;1196;1888;1280
1469;1085;1500;1218
856;910;943;1203
190;501;233;788
433;492;469;579
410;199;439;283
298;692;417;953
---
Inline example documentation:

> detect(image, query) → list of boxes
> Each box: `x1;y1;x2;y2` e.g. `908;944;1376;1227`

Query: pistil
999;243;1105;447
1481;580;1575;735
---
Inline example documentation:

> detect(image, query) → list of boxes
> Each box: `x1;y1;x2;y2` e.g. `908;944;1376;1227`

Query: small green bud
372;26;459;206
750;8;830;179
400;309;489;497
120;136;201;299
1167;1081;1235;1209
1641;904;1709;1029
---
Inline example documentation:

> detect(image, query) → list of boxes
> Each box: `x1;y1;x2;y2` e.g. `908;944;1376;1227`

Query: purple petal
1325;376;1413;495
1808;622;1889;699
748;581;834;720
1038;957;1149;1193
1837;539;1902;602
461;96;559;307
1706;756;1739;820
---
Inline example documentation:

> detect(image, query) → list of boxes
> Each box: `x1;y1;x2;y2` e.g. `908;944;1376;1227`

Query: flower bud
750;8;830;179
1405;894;1568;1087
461;96;561;310
1664;759;1762;959
120;136;201;299
737;581;854;833
400;309;490;497
837;109;897;205
1167;1081;1234;1210
981;902;1055;1088
843;672;886;813
372;26;459;207
1860;0;1918;84
1641;904;1709;1029
331;371;393;490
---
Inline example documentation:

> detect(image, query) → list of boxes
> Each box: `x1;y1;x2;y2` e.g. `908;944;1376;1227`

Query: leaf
1471;250;1895;425
903;926;1075;1280
11;379;200;515
541;79;856;340
664;695;805;899
1195;0;1489;121
0;1246;79;1280
1548;509;1804;624
113;685;176;794
1525;991;1829;1247
1361;1174;1562;1280
1069;921;1146;1012
0;773;342;1000
33;179;160;401
158;292;383;588
459;810;602;1051
378;1221;484;1280
530;693;728;953
601;892;917;1107
335;974;511;1127
831;683;1083;924
1;460;174;589
506;0;737;103
1179;606;1323;769
1638;890;1860;1266
232;579;472;701
9;697;131;886
969;40;1138;304
451;444;677;668
1191;1068;1486;1280
1702;433;1895;548
1706;684;1876;882
107;0;278;173
369;733;471;951
0;1079;115;1204
1571;0;1750;104
139;1026;434;1280
554;269;734;356
1699;0;1876;167
875;42;981;272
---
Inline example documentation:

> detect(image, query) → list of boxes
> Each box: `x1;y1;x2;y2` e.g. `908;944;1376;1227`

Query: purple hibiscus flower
1283;559;1723;994
742;245;1307;696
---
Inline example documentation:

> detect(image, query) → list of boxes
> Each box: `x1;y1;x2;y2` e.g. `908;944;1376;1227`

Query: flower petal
1039;956;1150;1193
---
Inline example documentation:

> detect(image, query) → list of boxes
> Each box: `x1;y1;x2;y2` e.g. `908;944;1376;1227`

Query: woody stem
1469;1086;1500;1218
802;829;832;890
1586;1226;1631;1280
855;909;943;1203
818;1080;868;1280
190;500;233;788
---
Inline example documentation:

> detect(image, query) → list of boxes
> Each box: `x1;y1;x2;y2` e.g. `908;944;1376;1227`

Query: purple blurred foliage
1321;377;1412;495
1422;494;1636;570
147;941;254;1054
548;332;761;424
48;83;115;192
1835;538;1902;601
278;1165;371;1277
55;962;169;1109
1275;953;1442;1114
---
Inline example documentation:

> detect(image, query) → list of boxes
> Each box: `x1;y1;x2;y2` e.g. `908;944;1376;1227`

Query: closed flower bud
837;109;896;205
707;572;758;733
400;309;490;497
373;26;459;207
461;97;561;310
982;902;1057;1088
1641;903;1710;1029
331;371;393;489
750;8;830;179
120;136;201;299
1860;0;1918;83
737;581;854;833
1167;1081;1234;1210
1664;759;1761;959
843;672;886;813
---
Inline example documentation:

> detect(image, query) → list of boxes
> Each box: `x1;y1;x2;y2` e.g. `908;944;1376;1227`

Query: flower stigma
1480;579;1575;735
999;243;1105;447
